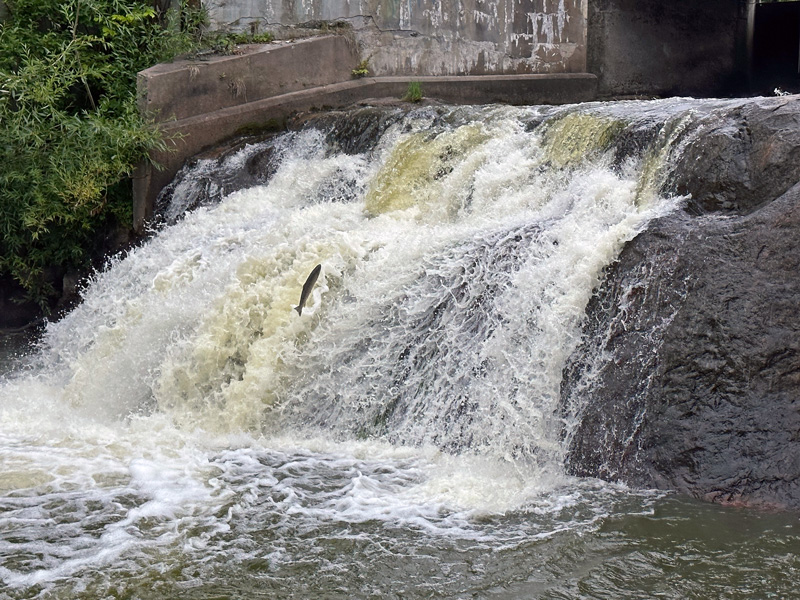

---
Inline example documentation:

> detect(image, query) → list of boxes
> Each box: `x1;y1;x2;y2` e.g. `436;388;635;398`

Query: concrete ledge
134;72;598;231
137;36;361;122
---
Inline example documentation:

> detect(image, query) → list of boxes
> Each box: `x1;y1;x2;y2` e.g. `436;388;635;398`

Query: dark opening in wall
587;0;750;99
753;0;800;93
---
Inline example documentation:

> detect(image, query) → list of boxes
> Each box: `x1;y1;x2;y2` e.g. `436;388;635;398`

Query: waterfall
17;98;799;598
27;103;684;456
5;95;800;600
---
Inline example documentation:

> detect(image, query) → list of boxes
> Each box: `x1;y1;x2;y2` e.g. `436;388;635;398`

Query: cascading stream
52;103;680;452
11;99;776;598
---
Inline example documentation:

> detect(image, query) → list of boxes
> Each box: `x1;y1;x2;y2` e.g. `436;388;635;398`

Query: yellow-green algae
542;113;626;168
633;113;694;204
365;124;491;217
153;241;347;432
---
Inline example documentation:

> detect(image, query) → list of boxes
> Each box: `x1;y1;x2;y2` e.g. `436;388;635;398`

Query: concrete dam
134;0;795;229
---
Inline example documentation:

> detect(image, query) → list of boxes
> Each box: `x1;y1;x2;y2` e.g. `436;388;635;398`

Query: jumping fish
294;264;322;316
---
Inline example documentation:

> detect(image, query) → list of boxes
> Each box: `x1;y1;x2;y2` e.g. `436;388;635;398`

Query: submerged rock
564;97;800;509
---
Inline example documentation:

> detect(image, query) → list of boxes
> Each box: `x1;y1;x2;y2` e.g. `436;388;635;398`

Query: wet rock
0;275;44;333
665;96;800;214
563;181;800;509
155;132;282;223
312;106;406;156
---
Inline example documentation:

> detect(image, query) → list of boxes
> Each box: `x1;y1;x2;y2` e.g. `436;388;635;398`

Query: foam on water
1;102;693;594
0;403;658;595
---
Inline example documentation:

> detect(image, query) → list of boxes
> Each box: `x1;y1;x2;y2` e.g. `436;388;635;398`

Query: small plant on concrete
207;31;274;55
402;81;424;103
351;59;369;78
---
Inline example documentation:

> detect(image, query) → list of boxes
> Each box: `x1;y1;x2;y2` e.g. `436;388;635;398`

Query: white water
1;102;693;596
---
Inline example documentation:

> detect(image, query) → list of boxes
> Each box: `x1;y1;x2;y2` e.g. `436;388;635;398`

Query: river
1;100;798;598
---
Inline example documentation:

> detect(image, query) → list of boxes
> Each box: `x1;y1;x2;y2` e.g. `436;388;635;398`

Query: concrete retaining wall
138;36;360;122
202;0;588;77
133;35;597;231
753;1;800;93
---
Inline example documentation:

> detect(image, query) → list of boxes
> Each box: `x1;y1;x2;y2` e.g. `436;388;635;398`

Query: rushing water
1;100;798;599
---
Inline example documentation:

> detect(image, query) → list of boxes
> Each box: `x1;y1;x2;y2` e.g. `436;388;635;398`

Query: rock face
563;97;800;509
668;97;800;214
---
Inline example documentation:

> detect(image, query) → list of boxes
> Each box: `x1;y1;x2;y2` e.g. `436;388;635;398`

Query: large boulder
564;97;800;509
666;96;800;214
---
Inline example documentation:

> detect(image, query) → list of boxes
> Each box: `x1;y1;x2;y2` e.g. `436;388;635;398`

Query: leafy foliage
351;58;369;78
0;0;206;306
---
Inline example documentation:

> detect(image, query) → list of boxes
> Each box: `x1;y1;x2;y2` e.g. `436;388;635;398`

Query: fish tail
294;305;303;316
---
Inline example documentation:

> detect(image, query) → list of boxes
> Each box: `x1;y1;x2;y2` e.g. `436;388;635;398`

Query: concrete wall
134;34;597;231
587;0;753;98
202;0;588;76
138;36;360;121
752;1;800;93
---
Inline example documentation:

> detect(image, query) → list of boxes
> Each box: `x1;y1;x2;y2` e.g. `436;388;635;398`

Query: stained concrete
200;0;759;98
138;36;361;121
202;0;588;77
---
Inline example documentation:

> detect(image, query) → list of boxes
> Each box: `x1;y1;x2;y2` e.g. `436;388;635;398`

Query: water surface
2;100;798;598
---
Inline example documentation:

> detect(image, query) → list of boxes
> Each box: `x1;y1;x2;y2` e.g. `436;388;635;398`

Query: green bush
351;58;369;78
0;0;205;307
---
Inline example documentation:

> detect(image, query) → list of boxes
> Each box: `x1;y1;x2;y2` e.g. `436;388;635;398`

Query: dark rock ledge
563;96;800;510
